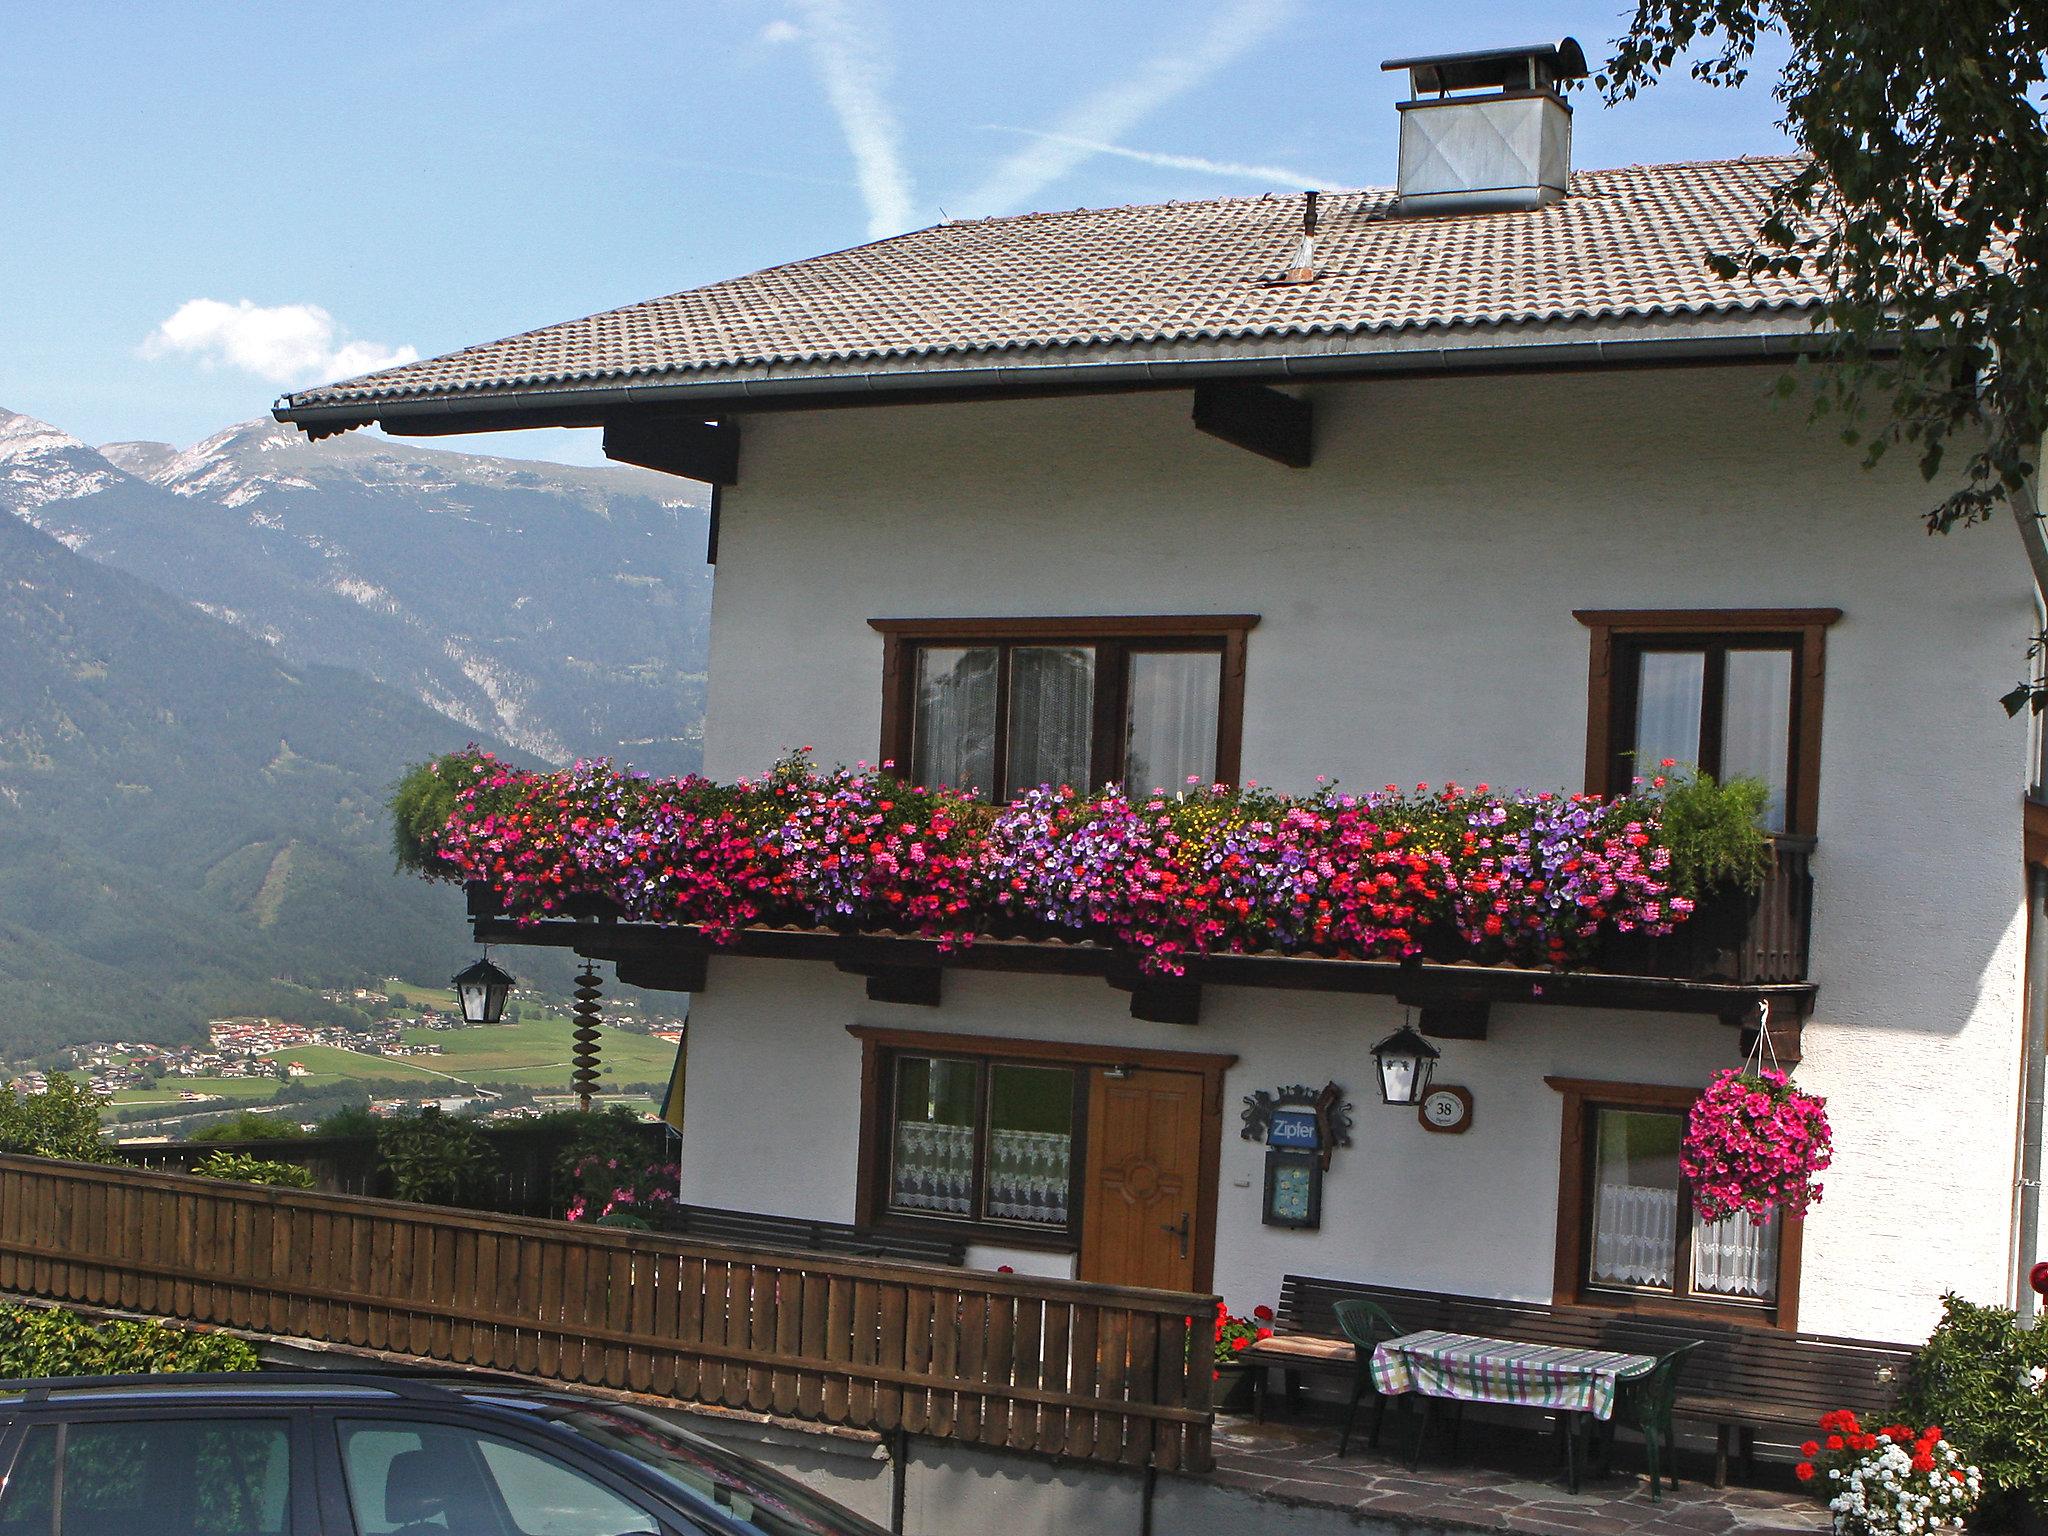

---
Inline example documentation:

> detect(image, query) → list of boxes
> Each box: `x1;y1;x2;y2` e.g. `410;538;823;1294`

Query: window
873;616;1255;799
886;1054;1078;1232
1577;608;1839;835
852;1026;1236;1267
0;1418;293;1536
1549;1078;1801;1327
335;1419;658;1536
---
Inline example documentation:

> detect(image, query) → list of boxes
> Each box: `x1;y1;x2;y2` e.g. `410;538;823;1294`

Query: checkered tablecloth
1370;1330;1656;1422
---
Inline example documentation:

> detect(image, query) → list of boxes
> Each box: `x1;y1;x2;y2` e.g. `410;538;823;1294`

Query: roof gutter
275;324;1839;438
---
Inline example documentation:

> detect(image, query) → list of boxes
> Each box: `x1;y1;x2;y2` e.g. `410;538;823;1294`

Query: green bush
547;1105;659;1182
389;760;465;874
376;1107;499;1205
189;1111;307;1144
315;1103;377;1139
1902;1294;2048;1517
1654;769;1776;897
0;1302;258;1376
0;1076;117;1163
190;1151;315;1189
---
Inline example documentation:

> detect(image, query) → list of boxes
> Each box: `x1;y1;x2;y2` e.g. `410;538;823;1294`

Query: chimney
1379;38;1587;215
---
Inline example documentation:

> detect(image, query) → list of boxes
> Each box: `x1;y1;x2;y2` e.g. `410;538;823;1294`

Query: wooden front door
1078;1067;1206;1292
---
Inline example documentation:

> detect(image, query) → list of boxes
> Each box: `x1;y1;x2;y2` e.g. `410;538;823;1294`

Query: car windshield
539;1403;889;1536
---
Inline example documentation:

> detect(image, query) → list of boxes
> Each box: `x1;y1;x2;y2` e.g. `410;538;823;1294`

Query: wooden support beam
602;412;740;486
613;949;709;994
1191;382;1312;469
1125;977;1203;1026
837;961;943;1007
1417;1001;1490;1040
1733;1008;1805;1066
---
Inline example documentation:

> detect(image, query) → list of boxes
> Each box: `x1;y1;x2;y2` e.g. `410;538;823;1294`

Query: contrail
961;0;1296;215
794;0;917;238
982;127;1335;191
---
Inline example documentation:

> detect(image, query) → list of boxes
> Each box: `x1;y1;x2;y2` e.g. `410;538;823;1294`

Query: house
277;40;2041;1354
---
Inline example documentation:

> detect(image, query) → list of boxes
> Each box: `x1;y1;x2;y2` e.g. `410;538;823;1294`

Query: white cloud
141;299;418;387
759;18;801;44
983;127;1333;190
792;0;916;239
961;0;1295;215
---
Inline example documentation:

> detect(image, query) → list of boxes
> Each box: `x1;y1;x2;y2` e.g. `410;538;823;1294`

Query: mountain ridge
1;408;714;773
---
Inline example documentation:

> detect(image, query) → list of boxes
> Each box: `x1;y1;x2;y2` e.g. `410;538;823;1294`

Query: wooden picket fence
0;1155;1215;1471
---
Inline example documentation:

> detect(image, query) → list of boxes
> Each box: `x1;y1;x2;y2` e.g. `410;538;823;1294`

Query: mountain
2;410;713;774
0;504;559;1055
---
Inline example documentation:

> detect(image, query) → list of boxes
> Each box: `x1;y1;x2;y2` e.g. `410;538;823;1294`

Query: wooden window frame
1547;1076;1802;1331
871;615;1257;796
1576;608;1840;836
849;1025;1234;1283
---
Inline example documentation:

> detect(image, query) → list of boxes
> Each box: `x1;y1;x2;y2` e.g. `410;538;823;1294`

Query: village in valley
6;981;686;1133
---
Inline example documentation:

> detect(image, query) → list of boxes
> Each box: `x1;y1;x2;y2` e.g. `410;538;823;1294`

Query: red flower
1230;1336;1250;1352
1800;1441;1820;1458
1826;1435;1845;1452
1795;1462;1815;1483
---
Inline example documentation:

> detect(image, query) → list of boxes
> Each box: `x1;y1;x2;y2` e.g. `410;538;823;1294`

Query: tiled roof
283;156;1818;414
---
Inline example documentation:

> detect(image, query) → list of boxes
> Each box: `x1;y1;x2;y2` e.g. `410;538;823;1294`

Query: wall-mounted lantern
1370;1024;1440;1107
451;954;516;1025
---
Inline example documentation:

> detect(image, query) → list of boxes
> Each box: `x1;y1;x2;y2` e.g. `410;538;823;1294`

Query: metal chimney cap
1380;37;1587;96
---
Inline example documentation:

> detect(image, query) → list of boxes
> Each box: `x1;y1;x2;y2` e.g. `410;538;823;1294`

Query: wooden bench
1241;1274;1914;1485
653;1202;967;1266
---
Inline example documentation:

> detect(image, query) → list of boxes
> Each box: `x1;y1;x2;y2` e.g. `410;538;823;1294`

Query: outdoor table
1370;1330;1657;1491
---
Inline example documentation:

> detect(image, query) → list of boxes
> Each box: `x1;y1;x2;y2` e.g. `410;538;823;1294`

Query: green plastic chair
1606;1340;1701;1501
1332;1298;1405;1456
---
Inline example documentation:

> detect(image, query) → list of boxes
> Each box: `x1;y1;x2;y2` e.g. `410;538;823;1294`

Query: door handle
1161;1211;1190;1259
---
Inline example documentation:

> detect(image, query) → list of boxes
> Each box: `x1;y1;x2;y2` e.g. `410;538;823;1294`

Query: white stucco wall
681;365;2035;1344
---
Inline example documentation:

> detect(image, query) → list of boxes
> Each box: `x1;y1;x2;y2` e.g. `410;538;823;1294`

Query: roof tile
286;157;1819;411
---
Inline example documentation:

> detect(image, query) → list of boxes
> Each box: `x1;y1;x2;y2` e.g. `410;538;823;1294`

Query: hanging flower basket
1680;1066;1833;1224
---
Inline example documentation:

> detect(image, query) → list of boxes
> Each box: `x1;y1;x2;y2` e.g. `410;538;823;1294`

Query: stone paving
1210;1411;1833;1535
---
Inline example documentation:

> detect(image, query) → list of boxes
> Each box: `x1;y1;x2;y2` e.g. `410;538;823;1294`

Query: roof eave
274;308;1831;439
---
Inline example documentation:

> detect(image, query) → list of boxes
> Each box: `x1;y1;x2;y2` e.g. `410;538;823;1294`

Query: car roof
0;1370;599;1414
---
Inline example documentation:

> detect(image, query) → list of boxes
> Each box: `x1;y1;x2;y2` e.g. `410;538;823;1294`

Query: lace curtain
1590;1182;1778;1299
890;1120;973;1216
1591;1181;1678;1288
986;1128;1070;1226
1693;1208;1780;1298
890;1122;1071;1226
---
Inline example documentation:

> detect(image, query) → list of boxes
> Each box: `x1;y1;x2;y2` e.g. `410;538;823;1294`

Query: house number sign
1419;1085;1474;1135
1241;1082;1352;1230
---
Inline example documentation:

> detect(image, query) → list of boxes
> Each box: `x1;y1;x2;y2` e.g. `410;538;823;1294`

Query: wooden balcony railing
0;1156;1215;1472
1740;836;1815;985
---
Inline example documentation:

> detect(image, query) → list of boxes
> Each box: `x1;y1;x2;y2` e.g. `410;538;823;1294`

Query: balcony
465;836;1816;1051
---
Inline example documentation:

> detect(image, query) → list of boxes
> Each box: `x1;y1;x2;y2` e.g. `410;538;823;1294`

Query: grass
97;1006;678;1121
108;1077;305;1107
265;1019;676;1091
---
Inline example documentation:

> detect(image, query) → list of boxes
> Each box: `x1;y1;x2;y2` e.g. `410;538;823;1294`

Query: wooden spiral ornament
571;962;603;1111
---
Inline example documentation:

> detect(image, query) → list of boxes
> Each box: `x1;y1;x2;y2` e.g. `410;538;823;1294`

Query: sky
0;1;1793;466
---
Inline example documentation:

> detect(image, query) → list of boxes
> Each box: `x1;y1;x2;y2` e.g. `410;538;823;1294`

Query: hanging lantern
1370;1024;1440;1107
571;962;604;1111
451;954;516;1025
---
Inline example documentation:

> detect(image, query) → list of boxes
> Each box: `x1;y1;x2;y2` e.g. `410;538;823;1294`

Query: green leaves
1603;0;2048;556
0;1076;118;1164
191;1151;315;1189
374;1106;499;1206
1903;1294;2048;1515
0;1302;259;1377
